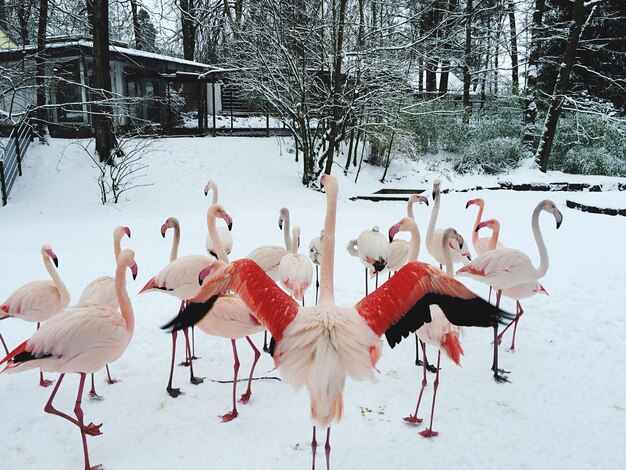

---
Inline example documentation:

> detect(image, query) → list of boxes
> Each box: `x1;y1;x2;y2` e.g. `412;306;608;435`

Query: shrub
559;147;626;176
454;137;522;174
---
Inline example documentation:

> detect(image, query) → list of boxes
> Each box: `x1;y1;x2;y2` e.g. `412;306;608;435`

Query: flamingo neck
169;223;180;262
426;189;440;245
407;200;415;220
488;224;500;251
441;234;454;277
289;228;299;254
532;205;549;278
472;202;484;247
282;212;292;251
115;262;134;335
208;211;229;263
407;221;421;262
319;181;337;305
113;230;123;261
43;254;70;306
211;186;218;205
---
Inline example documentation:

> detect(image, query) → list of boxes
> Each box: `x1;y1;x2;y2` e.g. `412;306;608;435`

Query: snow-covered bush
405;101;466;154
454;137;522;174
559;147;626;176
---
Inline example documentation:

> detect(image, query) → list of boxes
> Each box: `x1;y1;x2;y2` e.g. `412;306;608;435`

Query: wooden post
211;82;216;137
0;160;7;206
266;109;269;137
230;87;234;131
15;126;23;176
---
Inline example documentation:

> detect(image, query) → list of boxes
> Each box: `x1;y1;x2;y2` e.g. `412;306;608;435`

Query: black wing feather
385;293;514;349
161;296;220;333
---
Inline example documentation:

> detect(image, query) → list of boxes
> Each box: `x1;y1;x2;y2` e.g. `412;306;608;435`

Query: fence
0;116;33;205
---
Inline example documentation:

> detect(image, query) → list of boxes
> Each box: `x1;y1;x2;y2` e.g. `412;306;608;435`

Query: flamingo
308;230;323;305
164;203;264;422
204;179;233;257
1;249;138;470
466;198;505;256
1;244;70;387
385;196;429;277
426;179;471;267
280;226;314;304
457;200;563;381
247;207;290;351
347;226;389;295
77;225;131;399
140;217;220;397
402;227;465;437
163;174;513;469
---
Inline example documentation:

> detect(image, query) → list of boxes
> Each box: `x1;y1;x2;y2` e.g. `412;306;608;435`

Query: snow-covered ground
1;136;625;469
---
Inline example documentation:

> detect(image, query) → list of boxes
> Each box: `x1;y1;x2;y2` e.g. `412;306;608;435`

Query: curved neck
532;206;549;278
282;212;292;250
113;230;123;261
43;254;70;305
426;189;440;243
211;185;218;205
407;221;421;262
441;234;454;277
472;203;484;247
115;263;134;335
208;210;229;263
290;228;298;254
488;224;500;251
319;181;337;305
169;223;180;262
407;200;415;220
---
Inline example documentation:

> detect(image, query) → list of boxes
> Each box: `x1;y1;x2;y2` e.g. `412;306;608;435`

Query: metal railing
0;116;33;206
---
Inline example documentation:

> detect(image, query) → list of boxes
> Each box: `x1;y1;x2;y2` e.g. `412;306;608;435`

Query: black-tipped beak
466;201;471;209
53;257;59;268
131;264;138;281
228;221;233;231
475;225;480;232
556;220;561;229
204;189;209;196
432;191;436;200
423;198;429;206
278;219;283;230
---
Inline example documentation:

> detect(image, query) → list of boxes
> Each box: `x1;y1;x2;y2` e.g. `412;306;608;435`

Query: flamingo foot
239;391;251;404
403;415;423;424
220;410;238;422
190;376;204;385
106;378;119;385
89;391;104;401
190;355;200;361
506;346;516;352
419;428;439;438
167;387;183;398
415;358;423;367
89;465;103;470
178;360;191;367
493;373;510;383
426;364;439;374
39;378;54;388
84;422;103;436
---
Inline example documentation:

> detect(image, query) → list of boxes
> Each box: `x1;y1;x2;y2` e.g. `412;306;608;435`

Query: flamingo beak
419;195;429;206
278;216;283;230
475;220;489;232
130;263;138;281
221;212;233;231
540;285;549;295
388;224;400;242
554;209;563;229
124;227;131;238
198;266;213;285
204;184;210;196
160;223;168;238
45;249;59;267
466;199;476;209
320;174;327;188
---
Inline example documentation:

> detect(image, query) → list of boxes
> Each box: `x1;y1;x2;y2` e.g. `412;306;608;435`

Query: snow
1;136;625;469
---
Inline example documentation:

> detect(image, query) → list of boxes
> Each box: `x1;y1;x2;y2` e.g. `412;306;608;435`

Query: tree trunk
535;0;587;172
507;1;519;94
522;0;546;157
181;0;196;61
92;0;114;164
462;0;473;123
130;0;141;49
18;3;30;45
35;0;48;139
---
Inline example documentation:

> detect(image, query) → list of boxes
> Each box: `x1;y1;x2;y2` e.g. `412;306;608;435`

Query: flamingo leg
375;272;379;290
37;322;53;387
488;286;493;303
88;373;103;401
0;332;8;356
178;302;192;367
315;265;319;305
419;351;441;438
73;373;102;470
496;301;522;344
221;339;240;422
263;331;270;353
105;365;117;384
492;290;509;383
191;325;199;360
509;302;524;351
240;336;261;404
44;373;102;436
324;427;331;470
183;328;203;385
311;426;318;470
302;297;305;307
414;333;422;366
404;341;427;424
166;331;182;398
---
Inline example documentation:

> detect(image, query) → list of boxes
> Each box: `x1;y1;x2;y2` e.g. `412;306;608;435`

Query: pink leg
167;331;182;397
36;323;54;387
221;339;240;422
404;341;427;424
183;328;203;385
0;332;9;356
324;427;331;470
105;365;117;384
73;373;102;470
311;426;317;470
89;373;103;401
240;336;261;404
509;302;524;351
420;351;441;438
491;291;509;383
44;373;102;436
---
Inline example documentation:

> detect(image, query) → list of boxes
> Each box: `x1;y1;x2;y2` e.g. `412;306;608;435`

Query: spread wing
354;261;513;348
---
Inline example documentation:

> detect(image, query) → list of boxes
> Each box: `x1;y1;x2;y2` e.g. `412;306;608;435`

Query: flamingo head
475;218;500;233
204;180;215;197
42;245;58;267
389;222;401;242
197;260;231;293
466;198;484;209
278;207;289;230
161;217;178;238
432;178;441;200
118;249;137;280
389;217;418;242
408;194;429;206
124;226;132;238
208;204;233;231
540;200;563;229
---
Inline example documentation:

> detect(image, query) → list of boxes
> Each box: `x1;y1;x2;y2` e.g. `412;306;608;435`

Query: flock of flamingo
0;175;562;470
